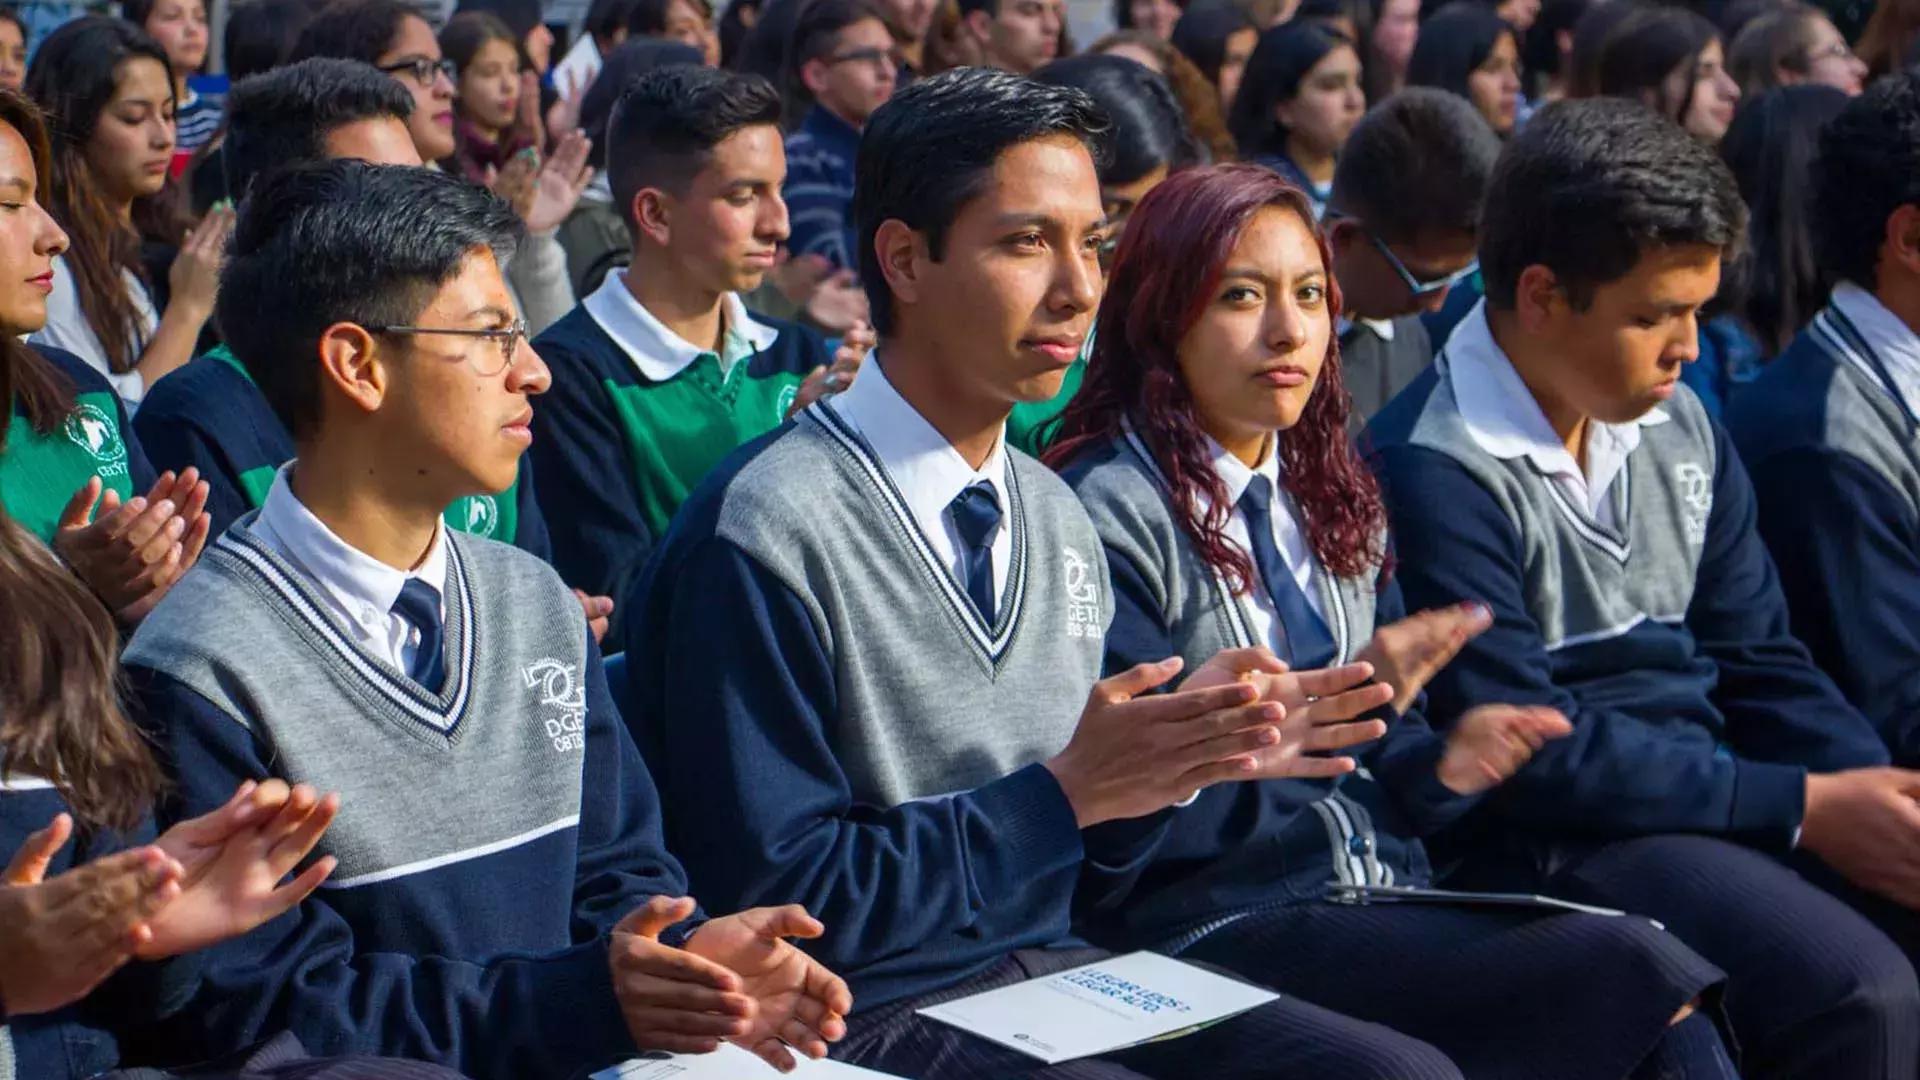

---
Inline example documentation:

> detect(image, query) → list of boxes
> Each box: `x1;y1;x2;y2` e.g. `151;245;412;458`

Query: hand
139;780;339;959
523;130;593;235
168;204;234;320
1434;705;1571;796
685;905;853;1071
1356;602;1492;716
610;896;757;1057
1802;768;1920;908
1225;655;1395;781
517;70;548;150
787;320;872;418
544;68;587;144
0;814;184;1016
574;589;614;643
769;252;833;307
803;269;871;335
1044;656;1284;827
54;470;213;625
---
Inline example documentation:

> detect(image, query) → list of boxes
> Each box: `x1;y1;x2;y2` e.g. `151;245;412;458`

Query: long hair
1034;53;1202;185
1407;3;1514;103
26;17;177;376
1090;30;1238;162
0;91;75;433
1571;1;1719;122
1227;21;1348;159
1171;0;1256;92
1046;163;1384;588
1856;0;1920;79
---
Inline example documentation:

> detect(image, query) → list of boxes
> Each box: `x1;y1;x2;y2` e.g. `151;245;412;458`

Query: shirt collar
582;269;779;381
1444;298;1668;491
257;465;447;625
1337;315;1397;343
1831;281;1920;382
1205;433;1280;510
830;354;1010;533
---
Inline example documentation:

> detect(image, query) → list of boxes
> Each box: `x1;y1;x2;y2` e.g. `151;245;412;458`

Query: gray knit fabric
711;402;1113;808
1805;308;1920;508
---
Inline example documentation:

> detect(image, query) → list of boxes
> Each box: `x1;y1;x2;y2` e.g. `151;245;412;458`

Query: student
440;12;537;186
1115;0;1183;41
625;0;723;66
454;0;556;78
1228;21;1364;217
955;0;1062;74
0;8;24;91
1051;161;1734;1080
1406;3;1523;136
1325;88;1497;425
1727;3;1865;95
531;67;860;630
0;87;208;624
1519;0;1588;116
624;66;1412;1080
1370;97;1920;1075
1728;73;1920;775
26;17;229;407
132;58;562;585
1571;2;1741;145
126;160;854;1079
784;0;898;273
123;0;219;175
1171;0;1258;110
1367;0;1420;99
187;0;328;214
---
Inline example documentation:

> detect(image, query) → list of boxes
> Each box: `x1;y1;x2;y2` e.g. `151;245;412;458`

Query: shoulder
1362;362;1447;451
32;344;111;399
445;529;580;611
1725;331;1848;462
675;420;833;552
1053;435;1164;522
532;303;618;364
135;354;254;424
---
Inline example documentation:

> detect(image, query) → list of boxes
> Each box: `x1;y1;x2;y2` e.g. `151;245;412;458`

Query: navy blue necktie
948;481;1002;624
390;578;447;693
1239;474;1337;668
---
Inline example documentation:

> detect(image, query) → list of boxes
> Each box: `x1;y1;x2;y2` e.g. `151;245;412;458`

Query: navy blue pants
105;1034;471;1080
1450;834;1920;1080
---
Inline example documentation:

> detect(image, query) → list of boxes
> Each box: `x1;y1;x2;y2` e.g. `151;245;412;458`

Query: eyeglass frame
826;45;901;70
365;318;530;377
1359;227;1478;299
377;56;458;88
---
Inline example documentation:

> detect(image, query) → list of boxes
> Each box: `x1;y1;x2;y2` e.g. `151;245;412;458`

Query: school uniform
1368;300;1920;1078
529;273;829;629
1727;285;1920;766
123;469;693;1079
2;345;159;542
783;105;861;271
622;358;1488;1080
1251;153;1329;219
1339;314;1434;433
134;345;550;554
31;254;160;407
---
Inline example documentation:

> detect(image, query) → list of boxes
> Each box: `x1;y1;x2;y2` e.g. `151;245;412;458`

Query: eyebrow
0;176;30;196
992;212;1113;233
462;304;516;324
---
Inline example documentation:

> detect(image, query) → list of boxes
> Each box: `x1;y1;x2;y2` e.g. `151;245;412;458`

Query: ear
1887;204;1920;280
873;218;929;314
633;187;674;248
318;323;388;418
1273;97;1296;131
1512;264;1566;334
962;8;993;43
800;56;832;98
1325;217;1363;254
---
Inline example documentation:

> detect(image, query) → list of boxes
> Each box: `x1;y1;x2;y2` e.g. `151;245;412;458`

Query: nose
1052;242;1101;316
763;192;792;243
515;341;553;394
1671;312;1702;365
434;68;456;98
1267;296;1311;352
36;205;69;257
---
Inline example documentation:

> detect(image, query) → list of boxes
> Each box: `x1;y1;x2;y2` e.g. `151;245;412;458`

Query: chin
1009;366;1070;404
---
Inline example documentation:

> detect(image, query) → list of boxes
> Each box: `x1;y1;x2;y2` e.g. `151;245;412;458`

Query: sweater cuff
1728;759;1808;853
965;763;1086;906
545;938;641;1072
1380;733;1473;837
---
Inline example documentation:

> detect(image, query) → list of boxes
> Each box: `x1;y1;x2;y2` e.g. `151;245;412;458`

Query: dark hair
607;64;781;227
1047;163;1383;584
1481;97;1746;310
1717;84;1846;353
1727;4;1826;94
1331;86;1500;243
587;0;642;44
26;17;176;376
0;91;75;432
1298;0;1371;39
1034;54;1199;185
795;0;888;67
0;5;23;46
1573;1;1721;122
292;0;425;64
441;11;520;81
854;66;1111;336
579;35;704;169
1091;29;1238;161
121;0;207;52
1113;0;1186;30
1228;21;1350;158
1856;0;1920;80
223;58;414;198
226;0;330;81
218;161;524;440
1406;2;1513;102
1520;0;1587;86
1812;71;1920;293
455;0;544;48
628;0;714;37
1718;0;1796;42
718;0;758;65
1170;0;1256;90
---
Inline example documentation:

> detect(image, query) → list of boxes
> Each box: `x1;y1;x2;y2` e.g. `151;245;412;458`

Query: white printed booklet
595;1043;905;1079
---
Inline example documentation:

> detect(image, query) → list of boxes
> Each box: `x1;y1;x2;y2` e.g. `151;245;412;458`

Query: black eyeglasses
1366;232;1477;299
367;319;529;377
377;56;457;88
828;45;900;70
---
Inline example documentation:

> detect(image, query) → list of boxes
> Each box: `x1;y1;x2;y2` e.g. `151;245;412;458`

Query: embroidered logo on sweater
1063;547;1102;639
1675;463;1712;545
460;494;499;538
522;659;586;752
64;403;128;479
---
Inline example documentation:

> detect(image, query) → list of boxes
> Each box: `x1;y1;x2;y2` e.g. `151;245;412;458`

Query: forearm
134;302;211;390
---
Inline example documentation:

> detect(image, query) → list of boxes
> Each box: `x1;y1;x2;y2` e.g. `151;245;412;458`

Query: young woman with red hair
1048;163;1739;1080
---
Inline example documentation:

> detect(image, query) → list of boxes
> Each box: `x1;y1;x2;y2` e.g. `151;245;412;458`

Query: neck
822;100;862;131
1284;135;1335;185
285;445;444;571
174;73;190;101
1875;277;1920;340
111;196;135;226
465;118;503;146
626;251;727;353
1486;306;1590;465
1202;414;1272;470
874;336;1006;470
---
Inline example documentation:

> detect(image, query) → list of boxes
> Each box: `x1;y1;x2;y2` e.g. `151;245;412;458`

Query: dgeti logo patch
522;659;586;753
1062;547;1102;640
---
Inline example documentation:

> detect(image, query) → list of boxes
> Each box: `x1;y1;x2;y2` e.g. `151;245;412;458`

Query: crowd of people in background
8;0;1920;1076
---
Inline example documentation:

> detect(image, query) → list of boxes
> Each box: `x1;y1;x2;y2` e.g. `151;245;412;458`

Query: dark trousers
105;1033;472;1080
1174;899;1726;1080
1451;834;1920;1080
836;948;1465;1080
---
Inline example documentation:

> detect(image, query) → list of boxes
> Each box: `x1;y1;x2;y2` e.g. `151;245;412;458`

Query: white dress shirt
582;269;779;381
1830;281;1920;413
251;466;448;674
1203;435;1325;655
829;357;1013;605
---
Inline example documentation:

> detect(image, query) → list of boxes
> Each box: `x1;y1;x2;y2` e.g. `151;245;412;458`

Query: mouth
743;250;779;267
27;270;51;292
1255;364;1311;388
503;408;534;441
142;159;170;175
1021;337;1082;365
435;109;455;127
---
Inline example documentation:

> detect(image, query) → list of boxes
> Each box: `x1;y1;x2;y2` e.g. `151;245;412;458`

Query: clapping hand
55;469;213;625
685;905;853;1070
788;320;872;418
1181;648;1392;780
1357;603;1493;715
1434;706;1572;795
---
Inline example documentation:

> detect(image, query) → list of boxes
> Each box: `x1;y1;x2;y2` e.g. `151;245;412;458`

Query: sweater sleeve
781;149;852;271
632;535;1086;973
1378;442;1808;851
133;409;249;534
111;381;159;493
507;233;577;337
130;668;641;1080
1686;425;1890;773
1362;575;1478;837
509;452;554;564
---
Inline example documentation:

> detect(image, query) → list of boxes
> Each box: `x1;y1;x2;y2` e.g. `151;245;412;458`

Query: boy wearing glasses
1324;88;1498;427
125;161;856;1080
784;0;898;273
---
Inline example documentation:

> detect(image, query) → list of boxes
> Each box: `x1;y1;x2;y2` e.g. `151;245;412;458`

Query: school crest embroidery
1675;463;1712;545
1063;547;1102;640
460;494;499;539
63;403;128;480
776;384;799;423
522;658;586;753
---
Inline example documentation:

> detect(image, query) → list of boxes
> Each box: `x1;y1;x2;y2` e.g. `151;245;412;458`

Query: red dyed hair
1046;163;1386;590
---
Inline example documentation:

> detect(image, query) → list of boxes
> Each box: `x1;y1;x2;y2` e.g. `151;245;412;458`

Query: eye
1009;231;1045;250
1221;285;1260;304
1298;283;1326;305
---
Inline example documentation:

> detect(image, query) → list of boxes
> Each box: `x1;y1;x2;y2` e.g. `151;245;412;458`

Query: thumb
750;903;826;941
1098;656;1185;701
59;477;104;530
5;813;74;886
617;895;698;940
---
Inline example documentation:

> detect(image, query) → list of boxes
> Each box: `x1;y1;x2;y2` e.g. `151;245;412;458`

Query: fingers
1117;678;1259;725
267;792;339;873
1092;656;1186;704
1296;683;1395;725
633;1034;724;1055
750;1036;800;1072
1207;647;1291;679
57;477;103;530
261;855;337;918
799;962;854;1024
1283;661;1378;700
617;895;700;940
743;903;825;941
620;1003;753;1038
4;813;74;886
1248;753;1358;780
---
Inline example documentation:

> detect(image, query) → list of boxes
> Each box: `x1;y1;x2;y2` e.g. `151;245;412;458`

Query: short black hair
626;0;713;37
223;58;414;198
1406;2;1513;103
1331;87;1501;244
292;0;424;64
585;0;641;43
579;36;705;170
1033;54;1199;186
606;65;781;226
854;66;1111;336
1813;70;1920;291
219;161;524;440
226;0;330;81
1479;96;1745;309
793;0;886;67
